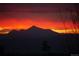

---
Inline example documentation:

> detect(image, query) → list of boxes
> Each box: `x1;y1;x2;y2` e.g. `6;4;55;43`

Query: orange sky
0;18;74;30
0;4;79;34
0;18;79;34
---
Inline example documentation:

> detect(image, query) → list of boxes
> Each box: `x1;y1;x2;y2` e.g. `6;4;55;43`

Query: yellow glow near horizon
51;29;79;34
0;27;4;31
0;31;10;34
0;28;79;34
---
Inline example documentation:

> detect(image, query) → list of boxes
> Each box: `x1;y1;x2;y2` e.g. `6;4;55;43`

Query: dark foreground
0;26;79;56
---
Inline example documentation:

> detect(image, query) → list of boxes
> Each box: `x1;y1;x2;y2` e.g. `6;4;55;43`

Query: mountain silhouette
0;26;79;56
9;26;58;36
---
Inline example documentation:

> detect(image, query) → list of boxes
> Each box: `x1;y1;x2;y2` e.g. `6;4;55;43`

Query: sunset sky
0;3;79;34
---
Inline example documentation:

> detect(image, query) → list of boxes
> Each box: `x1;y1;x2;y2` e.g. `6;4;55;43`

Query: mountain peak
27;26;45;31
8;25;58;35
26;26;58;34
30;26;39;29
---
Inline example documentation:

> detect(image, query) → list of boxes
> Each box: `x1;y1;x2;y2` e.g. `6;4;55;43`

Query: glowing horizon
0;26;79;34
0;4;79;34
0;18;79;34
